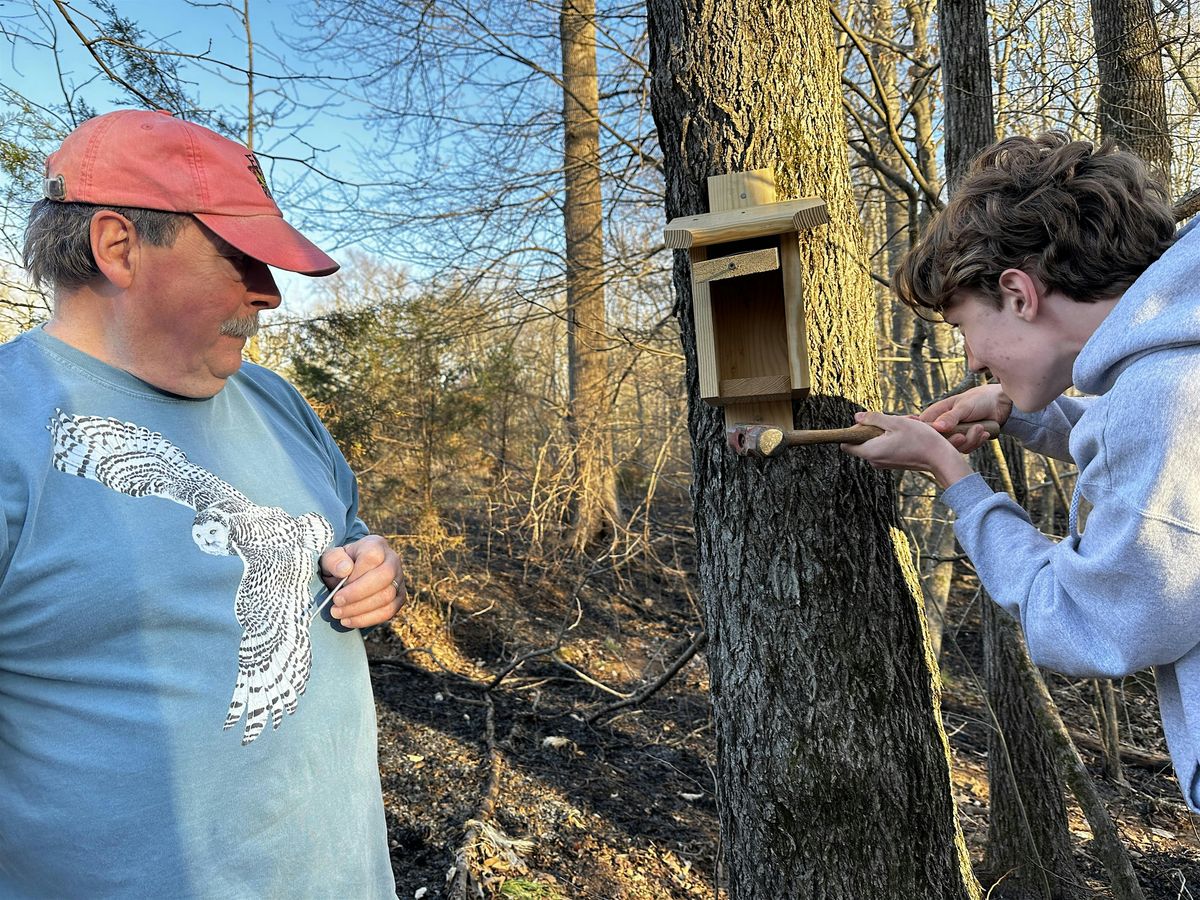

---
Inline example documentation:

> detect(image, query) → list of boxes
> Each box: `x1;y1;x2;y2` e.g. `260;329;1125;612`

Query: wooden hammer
726;419;1001;458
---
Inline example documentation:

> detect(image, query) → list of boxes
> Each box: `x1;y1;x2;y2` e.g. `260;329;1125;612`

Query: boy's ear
998;268;1041;321
89;210;138;290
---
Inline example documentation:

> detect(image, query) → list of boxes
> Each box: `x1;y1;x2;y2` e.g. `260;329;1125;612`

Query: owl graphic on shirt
47;410;334;745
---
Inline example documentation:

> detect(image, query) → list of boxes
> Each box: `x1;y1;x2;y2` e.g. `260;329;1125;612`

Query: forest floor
369;511;1200;899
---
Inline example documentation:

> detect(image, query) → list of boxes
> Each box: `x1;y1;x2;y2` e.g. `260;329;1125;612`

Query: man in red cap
1;110;401;896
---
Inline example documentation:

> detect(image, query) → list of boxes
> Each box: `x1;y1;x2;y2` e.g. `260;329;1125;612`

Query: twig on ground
587;631;708;724
485;555;600;691
551;654;632;699
449;693;528;898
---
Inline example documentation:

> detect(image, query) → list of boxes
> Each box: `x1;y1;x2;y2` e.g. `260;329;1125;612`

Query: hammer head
727;424;785;458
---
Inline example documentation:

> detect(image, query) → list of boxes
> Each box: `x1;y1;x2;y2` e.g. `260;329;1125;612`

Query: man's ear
997;268;1041;321
90;211;137;290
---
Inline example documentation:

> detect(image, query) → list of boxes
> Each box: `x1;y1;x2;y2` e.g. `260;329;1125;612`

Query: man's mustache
219;315;260;339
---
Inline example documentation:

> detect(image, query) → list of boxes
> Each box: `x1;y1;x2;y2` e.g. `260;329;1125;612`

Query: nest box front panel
693;232;809;406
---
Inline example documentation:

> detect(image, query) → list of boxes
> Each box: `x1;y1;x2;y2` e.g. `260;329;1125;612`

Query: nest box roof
663;197;828;250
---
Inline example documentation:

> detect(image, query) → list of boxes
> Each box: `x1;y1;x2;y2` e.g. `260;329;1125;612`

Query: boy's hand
839;411;973;489
920;384;1012;453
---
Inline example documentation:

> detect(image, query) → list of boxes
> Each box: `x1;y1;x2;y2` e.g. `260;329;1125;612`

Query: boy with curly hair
840;133;1200;808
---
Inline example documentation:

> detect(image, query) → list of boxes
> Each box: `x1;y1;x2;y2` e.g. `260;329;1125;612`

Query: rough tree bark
561;0;622;552
938;0;996;190
1086;4;1172;793
940;2;1082;895
1090;0;1171;179
648;1;979;896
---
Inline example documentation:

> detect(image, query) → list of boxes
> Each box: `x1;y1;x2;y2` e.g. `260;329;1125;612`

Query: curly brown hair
894;133;1177;316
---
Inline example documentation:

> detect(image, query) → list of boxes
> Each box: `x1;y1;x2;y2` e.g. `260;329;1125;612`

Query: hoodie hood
1075;218;1200;395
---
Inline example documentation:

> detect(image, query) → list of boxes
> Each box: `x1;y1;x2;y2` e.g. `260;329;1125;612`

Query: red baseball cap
43;109;339;276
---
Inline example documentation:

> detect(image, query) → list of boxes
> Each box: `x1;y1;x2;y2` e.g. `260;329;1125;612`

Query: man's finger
328;536;389;589
339;602;402;630
334;562;395;604
347;536;388;571
333;586;392;618
319;547;354;582
334;585;404;627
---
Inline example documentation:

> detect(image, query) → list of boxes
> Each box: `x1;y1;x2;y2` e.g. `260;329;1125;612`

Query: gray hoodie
942;217;1200;810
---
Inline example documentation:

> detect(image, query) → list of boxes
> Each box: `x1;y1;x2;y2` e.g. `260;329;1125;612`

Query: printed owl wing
49;410;338;746
223;540;318;745
48;410;250;512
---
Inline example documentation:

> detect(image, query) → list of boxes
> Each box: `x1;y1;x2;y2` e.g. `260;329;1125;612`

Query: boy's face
941;285;1078;413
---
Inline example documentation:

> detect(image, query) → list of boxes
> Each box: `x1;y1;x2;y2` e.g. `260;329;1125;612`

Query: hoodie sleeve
1002;395;1095;461
943;375;1200;677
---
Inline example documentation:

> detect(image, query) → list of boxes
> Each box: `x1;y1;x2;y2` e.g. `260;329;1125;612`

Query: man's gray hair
22;200;190;290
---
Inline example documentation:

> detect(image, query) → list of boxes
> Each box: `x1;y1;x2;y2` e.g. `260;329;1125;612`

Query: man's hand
839;411;974;489
920;383;1012;453
318;534;407;629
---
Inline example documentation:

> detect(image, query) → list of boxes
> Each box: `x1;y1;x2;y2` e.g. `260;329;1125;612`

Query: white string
308;575;349;626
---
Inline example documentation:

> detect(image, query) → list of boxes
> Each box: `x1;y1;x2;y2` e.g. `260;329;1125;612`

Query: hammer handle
784;419;1001;446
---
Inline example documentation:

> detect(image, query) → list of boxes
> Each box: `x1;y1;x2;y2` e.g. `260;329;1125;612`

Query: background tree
1090;0;1171;178
561;0;623;550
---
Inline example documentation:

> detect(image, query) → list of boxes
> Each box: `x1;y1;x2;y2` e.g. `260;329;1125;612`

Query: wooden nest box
663;169;828;432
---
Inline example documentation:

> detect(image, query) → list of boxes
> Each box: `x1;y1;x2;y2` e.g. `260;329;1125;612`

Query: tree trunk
922;509;956;662
896;1;957;660
648;1;979;896
1090;0;1171;180
938;0;996;190
1094;678;1129;786
868;0;905;394
904;0;942;205
978;442;1083;900
561;0;621;552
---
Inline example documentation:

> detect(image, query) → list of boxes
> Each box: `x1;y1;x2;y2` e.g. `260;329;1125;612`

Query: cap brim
195;213;339;276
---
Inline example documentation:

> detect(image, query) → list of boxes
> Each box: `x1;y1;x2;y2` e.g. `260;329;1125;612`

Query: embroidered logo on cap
245;153;273;200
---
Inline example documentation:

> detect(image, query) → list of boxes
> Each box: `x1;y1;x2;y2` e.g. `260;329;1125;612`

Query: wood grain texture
692;247;780;284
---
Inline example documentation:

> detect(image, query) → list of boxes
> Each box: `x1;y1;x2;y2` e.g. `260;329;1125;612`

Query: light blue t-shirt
0;328;396;898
